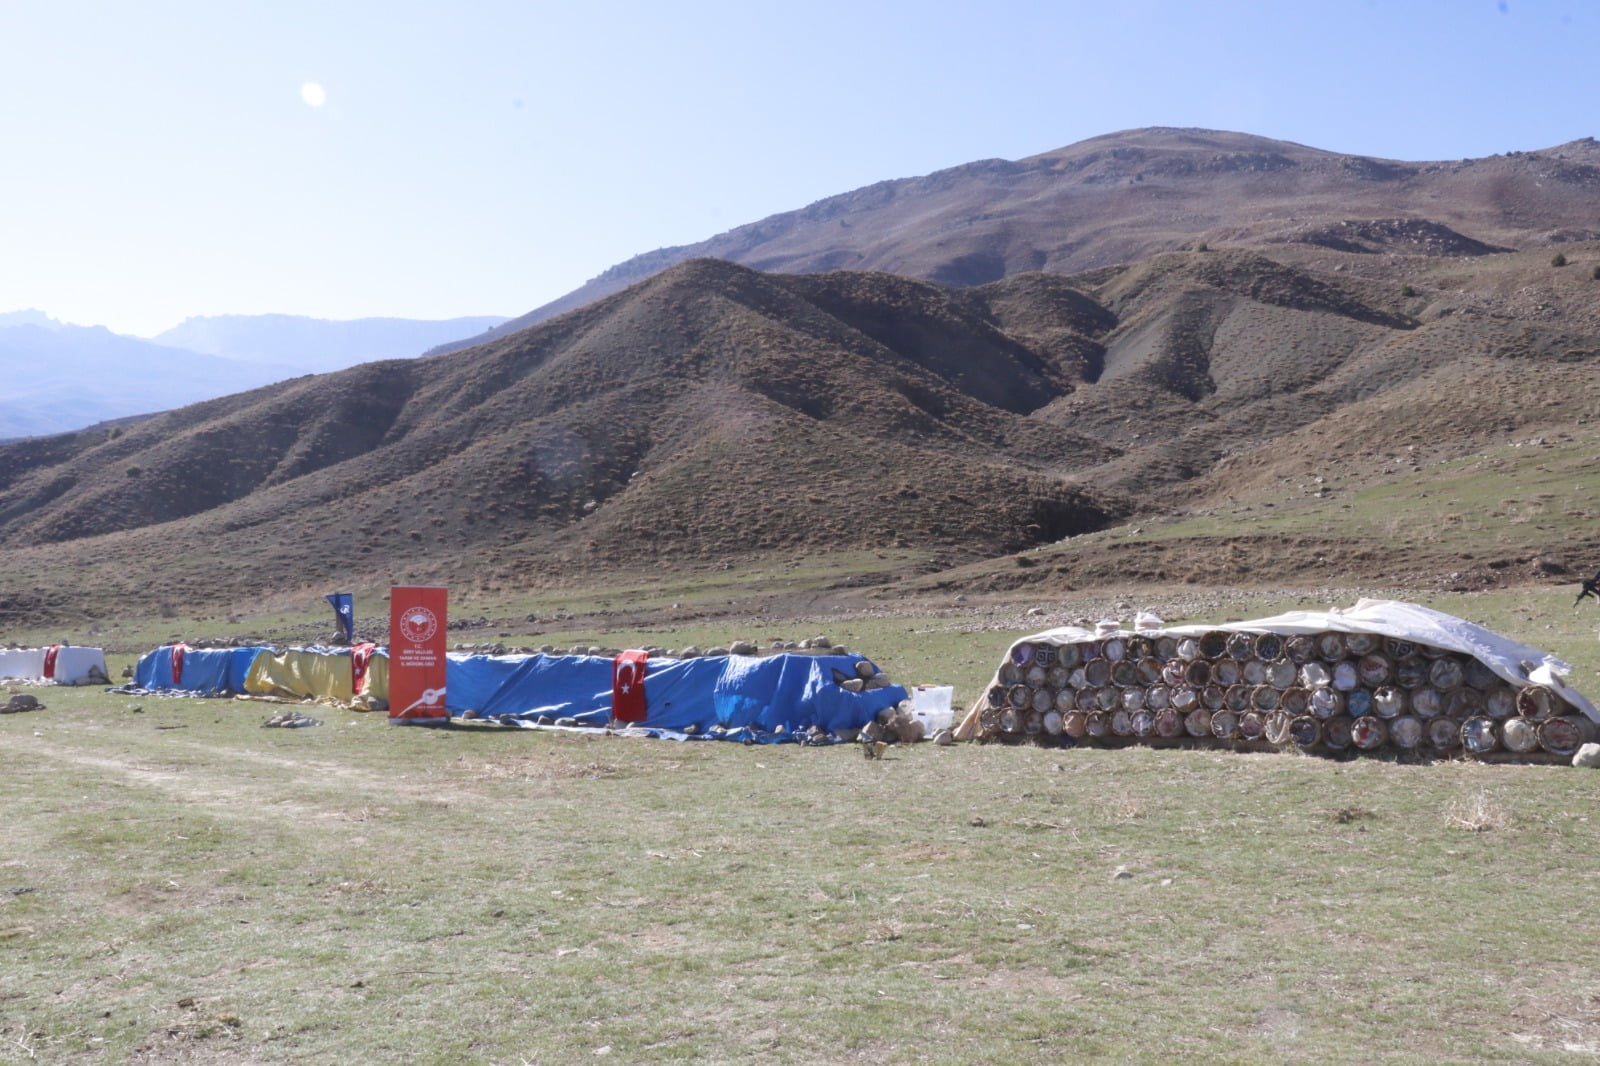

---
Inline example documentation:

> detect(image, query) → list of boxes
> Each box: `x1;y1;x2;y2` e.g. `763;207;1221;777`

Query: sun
300;81;327;108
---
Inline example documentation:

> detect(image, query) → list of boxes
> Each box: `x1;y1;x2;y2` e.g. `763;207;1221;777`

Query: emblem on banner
399;607;438;644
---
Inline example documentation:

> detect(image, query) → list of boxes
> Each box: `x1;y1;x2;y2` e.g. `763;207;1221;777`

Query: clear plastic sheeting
960;599;1596;758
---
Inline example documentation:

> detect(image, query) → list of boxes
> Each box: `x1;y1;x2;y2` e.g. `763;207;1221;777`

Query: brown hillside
5;230;1600;627
442;128;1600;349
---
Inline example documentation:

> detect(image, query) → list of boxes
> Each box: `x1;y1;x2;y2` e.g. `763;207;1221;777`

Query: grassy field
6;587;1600;1064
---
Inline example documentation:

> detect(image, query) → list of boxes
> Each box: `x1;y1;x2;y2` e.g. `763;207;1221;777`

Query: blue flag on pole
326;592;355;643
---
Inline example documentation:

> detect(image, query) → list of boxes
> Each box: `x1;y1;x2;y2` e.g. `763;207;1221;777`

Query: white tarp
992;599;1597;723
0;648;45;679
0;645;109;685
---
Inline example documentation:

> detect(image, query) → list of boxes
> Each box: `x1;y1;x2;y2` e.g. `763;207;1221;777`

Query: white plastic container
911;685;954;734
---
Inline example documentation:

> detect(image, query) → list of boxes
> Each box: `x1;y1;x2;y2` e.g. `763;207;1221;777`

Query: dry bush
1445;789;1510;832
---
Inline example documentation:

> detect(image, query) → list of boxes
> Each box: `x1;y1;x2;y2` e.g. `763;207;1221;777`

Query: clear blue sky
2;0;1593;337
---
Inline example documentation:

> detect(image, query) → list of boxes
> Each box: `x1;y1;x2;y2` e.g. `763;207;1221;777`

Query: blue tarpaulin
120;645;905;742
131;646;265;696
448;652;906;741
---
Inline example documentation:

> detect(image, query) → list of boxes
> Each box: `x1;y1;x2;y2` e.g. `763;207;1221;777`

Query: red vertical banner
389;586;449;725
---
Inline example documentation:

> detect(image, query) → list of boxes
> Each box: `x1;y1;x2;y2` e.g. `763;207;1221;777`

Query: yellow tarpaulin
244;648;389;709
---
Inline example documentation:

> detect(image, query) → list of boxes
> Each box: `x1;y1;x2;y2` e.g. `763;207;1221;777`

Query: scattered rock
894;716;926;743
262;711;319;728
1573;743;1600;768
1;694;43;714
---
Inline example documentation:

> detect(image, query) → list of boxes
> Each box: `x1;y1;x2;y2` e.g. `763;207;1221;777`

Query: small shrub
1446;790;1510;832
1194;241;1209;252
125;465;142;477
1551;252;1568;267
1591;264;1600;280
1401;284;1417;298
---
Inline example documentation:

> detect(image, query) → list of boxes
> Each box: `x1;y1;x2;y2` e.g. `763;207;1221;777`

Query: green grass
1140;436;1600;561
7;586;1600;1063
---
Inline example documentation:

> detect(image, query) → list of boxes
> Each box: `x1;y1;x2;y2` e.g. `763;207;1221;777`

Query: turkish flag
351;642;378;695
43;645;60;680
612;650;649;723
171;643;188;686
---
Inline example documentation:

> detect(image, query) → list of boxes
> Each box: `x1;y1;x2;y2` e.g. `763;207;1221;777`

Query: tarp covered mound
960;599;1598;760
119;643;905;742
244;645;388;710
449;651;907;743
0;645;109;685
131;645;265;697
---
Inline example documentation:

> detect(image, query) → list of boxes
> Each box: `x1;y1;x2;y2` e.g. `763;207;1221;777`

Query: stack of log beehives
966;610;1597;761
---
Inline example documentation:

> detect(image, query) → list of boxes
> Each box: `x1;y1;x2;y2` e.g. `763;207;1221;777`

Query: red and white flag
612;650;649;723
351;642;378;695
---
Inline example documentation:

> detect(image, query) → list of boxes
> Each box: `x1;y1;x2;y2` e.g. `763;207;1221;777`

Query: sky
1;0;1595;338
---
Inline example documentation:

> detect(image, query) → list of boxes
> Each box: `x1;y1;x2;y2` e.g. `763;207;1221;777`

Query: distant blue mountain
0;311;508;440
154;313;508;372
0;315;302;440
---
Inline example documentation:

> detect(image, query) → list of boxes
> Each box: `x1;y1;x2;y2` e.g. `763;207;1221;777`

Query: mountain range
431;126;1600;352
2;127;1598;626
0;312;508;440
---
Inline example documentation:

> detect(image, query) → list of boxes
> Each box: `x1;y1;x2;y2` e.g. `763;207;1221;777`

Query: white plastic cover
0;645;108;685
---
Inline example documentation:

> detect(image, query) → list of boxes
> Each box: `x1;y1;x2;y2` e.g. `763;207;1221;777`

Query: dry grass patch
458;750;627;782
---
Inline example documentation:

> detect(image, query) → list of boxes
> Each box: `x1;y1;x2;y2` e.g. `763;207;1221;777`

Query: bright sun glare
300;81;327;108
